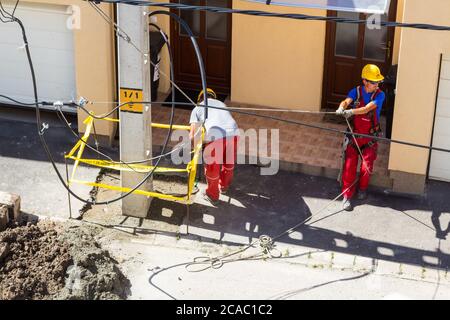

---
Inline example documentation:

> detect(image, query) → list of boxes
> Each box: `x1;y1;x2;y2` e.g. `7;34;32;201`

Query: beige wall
389;0;450;175
25;0;116;141
231;1;326;111
73;2;116;141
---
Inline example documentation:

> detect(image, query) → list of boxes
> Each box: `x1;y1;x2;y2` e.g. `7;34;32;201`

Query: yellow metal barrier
66;115;203;205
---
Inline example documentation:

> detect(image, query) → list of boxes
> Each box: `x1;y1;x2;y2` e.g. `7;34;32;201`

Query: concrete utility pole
117;5;152;218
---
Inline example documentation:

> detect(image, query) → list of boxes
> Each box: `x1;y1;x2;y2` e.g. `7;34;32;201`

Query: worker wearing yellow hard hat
190;88;239;206
197;88;217;103
335;64;386;211
361;64;385;82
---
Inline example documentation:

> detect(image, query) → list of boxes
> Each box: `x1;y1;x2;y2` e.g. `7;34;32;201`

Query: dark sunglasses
367;80;382;85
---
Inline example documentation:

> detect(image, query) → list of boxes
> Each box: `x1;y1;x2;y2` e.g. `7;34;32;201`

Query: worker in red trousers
190;88;239;206
336;64;386;211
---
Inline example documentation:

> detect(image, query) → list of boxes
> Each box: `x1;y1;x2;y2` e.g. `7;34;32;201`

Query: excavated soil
0;221;71;300
0;220;130;300
55;224;130;300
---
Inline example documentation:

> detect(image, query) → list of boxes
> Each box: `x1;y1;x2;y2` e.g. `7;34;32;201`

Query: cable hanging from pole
83;2;450;156
79;100;450;155
2;8;210;206
4;0;450;206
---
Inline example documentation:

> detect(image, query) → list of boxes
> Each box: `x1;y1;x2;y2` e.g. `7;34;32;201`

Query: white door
0;2;76;111
429;54;450;182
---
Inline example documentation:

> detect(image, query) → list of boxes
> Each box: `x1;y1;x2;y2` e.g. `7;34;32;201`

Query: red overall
342;86;381;199
203;136;238;201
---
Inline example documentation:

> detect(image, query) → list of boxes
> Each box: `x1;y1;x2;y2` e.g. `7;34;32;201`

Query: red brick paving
151;101;390;180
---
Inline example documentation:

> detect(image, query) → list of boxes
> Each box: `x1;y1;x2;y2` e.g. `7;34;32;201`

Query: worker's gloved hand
342;109;353;119
336;106;345;115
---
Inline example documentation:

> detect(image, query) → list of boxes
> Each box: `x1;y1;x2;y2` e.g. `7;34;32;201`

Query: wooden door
322;1;397;109
170;0;232;95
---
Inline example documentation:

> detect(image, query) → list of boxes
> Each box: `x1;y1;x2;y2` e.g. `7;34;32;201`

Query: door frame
169;0;233;95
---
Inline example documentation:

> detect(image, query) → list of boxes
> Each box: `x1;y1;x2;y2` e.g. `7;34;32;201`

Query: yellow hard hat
361;64;384;82
197;88;217;103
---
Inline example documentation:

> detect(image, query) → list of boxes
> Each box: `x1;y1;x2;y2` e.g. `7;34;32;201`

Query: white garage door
429;54;450;182
0;2;76;110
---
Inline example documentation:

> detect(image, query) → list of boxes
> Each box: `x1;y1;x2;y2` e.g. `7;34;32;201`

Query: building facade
2;0;449;195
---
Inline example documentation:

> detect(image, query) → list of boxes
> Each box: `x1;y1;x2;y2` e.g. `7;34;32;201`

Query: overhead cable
5;10;206;206
87;0;450;32
82;100;450;155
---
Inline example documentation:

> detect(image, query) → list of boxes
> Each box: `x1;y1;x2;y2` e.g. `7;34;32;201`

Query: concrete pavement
1;106;449;299
0;107;101;218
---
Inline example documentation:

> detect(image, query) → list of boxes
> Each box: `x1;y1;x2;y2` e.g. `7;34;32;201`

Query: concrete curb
159;234;450;286
272;243;450;286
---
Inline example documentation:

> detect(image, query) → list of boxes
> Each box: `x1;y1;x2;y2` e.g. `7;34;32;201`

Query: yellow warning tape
71;179;189;203
187;142;202;201
66;156;188;173
151;123;191;131
70;117;94;180
99;116;191;131
102;117;119;123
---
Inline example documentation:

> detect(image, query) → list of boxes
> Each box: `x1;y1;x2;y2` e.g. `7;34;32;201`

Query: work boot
357;190;368;200
202;191;219;206
342;197;353;211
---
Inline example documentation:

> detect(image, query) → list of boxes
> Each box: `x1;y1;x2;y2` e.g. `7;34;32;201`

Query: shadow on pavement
5;108;449;271
146;165;450;270
0;109;118;163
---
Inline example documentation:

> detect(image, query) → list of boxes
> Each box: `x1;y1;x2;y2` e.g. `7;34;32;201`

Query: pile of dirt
0;221;130;300
0;221;71;300
55;224;130;300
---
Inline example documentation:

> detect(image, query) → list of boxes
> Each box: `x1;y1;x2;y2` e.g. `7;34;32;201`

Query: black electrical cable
87;0;450;32
12;17;103;205
54;105;140;172
0;93;77;107
4;90;432;160
10;11;208;206
54;20;178;169
76;8;209;159
0;3;125;172
11;0;18;17
150;10;209;119
70;7;183;167
84;5;209;120
140;100;450;155
0;94;47;106
0;1;14;22
11;15;158;205
57;104;193;168
79;98;450;155
8;0;446;202
0;5;139;180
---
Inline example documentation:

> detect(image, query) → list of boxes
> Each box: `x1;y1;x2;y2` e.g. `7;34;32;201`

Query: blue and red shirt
347;86;385;119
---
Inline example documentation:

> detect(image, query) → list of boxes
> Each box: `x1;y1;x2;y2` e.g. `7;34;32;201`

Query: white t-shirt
189;98;239;142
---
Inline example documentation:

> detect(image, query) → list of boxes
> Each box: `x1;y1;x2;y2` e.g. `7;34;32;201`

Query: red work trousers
203;136;238;201
342;139;378;199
